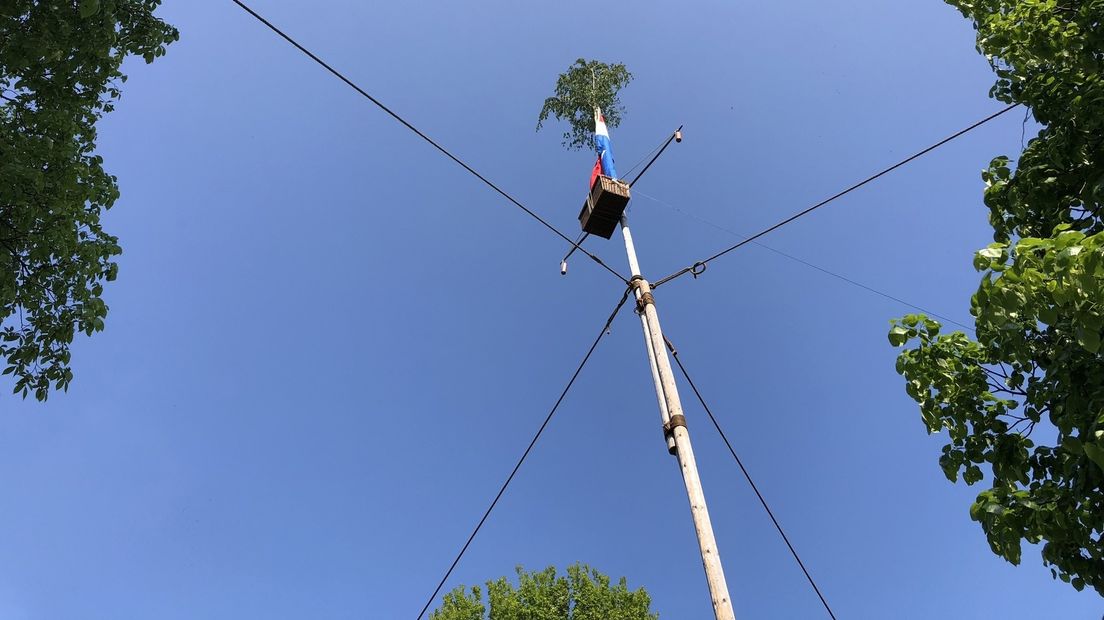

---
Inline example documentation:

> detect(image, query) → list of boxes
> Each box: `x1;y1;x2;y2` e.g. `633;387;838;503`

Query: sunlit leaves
891;0;1104;596
893;224;1104;594
0;1;177;400
430;564;657;620
536;59;633;151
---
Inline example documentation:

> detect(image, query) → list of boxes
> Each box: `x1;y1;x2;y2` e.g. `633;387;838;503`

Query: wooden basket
578;176;631;239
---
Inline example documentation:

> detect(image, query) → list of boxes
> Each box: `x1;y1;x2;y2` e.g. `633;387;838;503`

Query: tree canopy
537;58;633;151
1;0;177;400
890;0;1104;594
430;564;658;620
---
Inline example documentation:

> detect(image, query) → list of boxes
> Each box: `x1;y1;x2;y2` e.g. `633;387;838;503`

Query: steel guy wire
620;125;681;184
665;335;839;620
628;126;683;188
561;126;682;271
652;103;1022;289
633;190;975;331
229;0;628;285
620;140;666;181
414;287;632;620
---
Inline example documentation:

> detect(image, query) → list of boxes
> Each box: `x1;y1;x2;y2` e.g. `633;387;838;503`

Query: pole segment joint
664;414;688;432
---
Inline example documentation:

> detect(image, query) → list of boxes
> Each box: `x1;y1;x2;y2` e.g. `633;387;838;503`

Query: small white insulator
560;260;568;275
674;130;683;143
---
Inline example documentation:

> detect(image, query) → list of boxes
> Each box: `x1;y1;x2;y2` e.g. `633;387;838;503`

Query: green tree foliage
537;58;633;151
0;1;177;400
430;564;658;620
890;0;1104;594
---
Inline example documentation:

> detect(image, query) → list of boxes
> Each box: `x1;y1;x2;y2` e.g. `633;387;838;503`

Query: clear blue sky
0;1;1099;618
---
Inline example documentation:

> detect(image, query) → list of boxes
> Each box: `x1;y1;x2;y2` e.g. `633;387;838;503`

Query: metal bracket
664;414;687;433
635;291;655;313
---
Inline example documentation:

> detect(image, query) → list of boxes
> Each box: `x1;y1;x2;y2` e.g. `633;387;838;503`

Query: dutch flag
593;108;618;181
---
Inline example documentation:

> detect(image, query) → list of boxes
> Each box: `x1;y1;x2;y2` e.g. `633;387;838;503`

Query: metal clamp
664;414;687;433
635;291;655;313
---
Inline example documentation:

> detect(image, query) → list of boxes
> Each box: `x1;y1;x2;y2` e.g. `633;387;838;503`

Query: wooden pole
620;215;737;620
638;308;677;454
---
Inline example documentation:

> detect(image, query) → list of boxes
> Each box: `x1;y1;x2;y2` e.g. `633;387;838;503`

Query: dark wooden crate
578;176;631;239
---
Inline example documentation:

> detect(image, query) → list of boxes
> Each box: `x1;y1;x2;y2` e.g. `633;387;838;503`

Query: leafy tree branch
891;0;1104;594
0;0;177;400
536;58;633;151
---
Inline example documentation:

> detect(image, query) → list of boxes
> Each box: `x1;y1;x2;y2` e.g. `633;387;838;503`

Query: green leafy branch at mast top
536;58;633;151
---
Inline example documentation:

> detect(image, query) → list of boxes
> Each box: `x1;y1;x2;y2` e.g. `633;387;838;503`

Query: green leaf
1083;443;1104;472
1037;305;1058;325
888;325;910;347
963;464;984;485
1076;327;1100;354
79;0;100;18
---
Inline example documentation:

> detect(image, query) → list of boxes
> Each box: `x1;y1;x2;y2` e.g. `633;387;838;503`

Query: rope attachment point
629;275;656;314
664;414;687;433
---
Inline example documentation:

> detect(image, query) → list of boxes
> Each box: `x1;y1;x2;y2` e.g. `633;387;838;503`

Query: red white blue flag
593;108;618;180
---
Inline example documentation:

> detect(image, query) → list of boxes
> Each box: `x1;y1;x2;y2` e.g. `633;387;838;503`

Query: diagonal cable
415;288;633;620
228;0;628;285
653;103;1021;288
619;139;666;182
627;126;682;188
634;190;974;331
665;336;839;620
